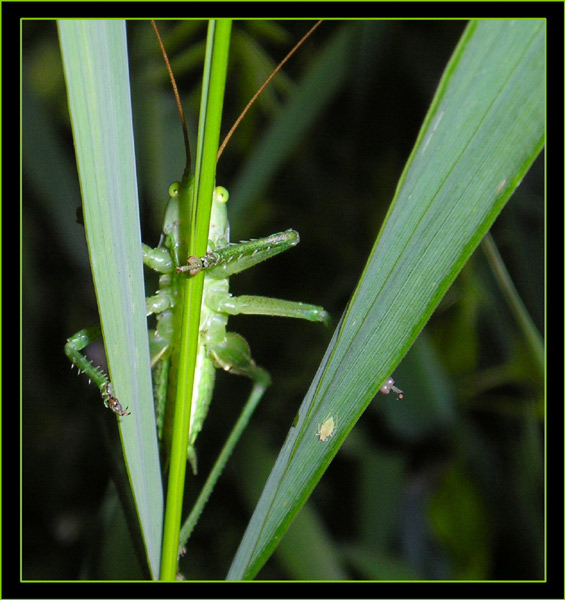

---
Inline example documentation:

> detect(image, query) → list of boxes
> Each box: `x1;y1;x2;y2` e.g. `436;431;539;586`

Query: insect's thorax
160;184;229;270
200;276;229;346
162;192;181;267
200;187;231;344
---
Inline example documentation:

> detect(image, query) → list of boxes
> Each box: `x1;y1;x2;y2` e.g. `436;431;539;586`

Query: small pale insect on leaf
316;414;337;442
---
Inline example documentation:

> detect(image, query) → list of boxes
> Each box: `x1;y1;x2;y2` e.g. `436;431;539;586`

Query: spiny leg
177;230;300;278
176;230;331;326
64;326;130;416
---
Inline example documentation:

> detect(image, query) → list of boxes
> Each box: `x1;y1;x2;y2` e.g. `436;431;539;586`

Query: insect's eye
214;186;229;204
168;182;181;198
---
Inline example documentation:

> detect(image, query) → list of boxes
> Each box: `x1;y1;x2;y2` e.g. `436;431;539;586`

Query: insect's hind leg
185;332;270;476
208;331;271;391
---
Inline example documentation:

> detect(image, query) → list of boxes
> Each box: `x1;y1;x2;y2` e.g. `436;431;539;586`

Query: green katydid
64;21;404;476
141;181;330;473
65;21;330;475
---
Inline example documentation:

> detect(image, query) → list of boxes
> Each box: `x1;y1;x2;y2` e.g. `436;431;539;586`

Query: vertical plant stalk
160;19;232;581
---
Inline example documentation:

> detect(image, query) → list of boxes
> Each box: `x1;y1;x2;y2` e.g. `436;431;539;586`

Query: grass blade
227;19;544;580
58;20;162;578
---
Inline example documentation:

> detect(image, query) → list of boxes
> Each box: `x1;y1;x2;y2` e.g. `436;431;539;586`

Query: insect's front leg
176;230;300;278
176;229;331;325
145;278;176;317
142;243;174;274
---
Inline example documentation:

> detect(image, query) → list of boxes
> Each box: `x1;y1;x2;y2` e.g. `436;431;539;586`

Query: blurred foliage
23;20;543;580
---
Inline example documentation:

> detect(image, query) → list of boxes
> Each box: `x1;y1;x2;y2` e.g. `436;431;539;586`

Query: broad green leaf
228;19;544;580
58;20;162;578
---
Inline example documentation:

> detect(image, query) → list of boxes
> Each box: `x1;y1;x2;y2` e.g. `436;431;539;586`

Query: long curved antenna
151;20;192;178
217;20;323;162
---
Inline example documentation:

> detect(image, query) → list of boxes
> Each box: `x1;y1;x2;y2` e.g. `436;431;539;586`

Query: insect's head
214;186;229;205
209;186;230;246
161;181;181;263
162;182;180;233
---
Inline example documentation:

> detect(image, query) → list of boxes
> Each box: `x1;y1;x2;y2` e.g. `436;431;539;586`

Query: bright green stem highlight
160;19;232;581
